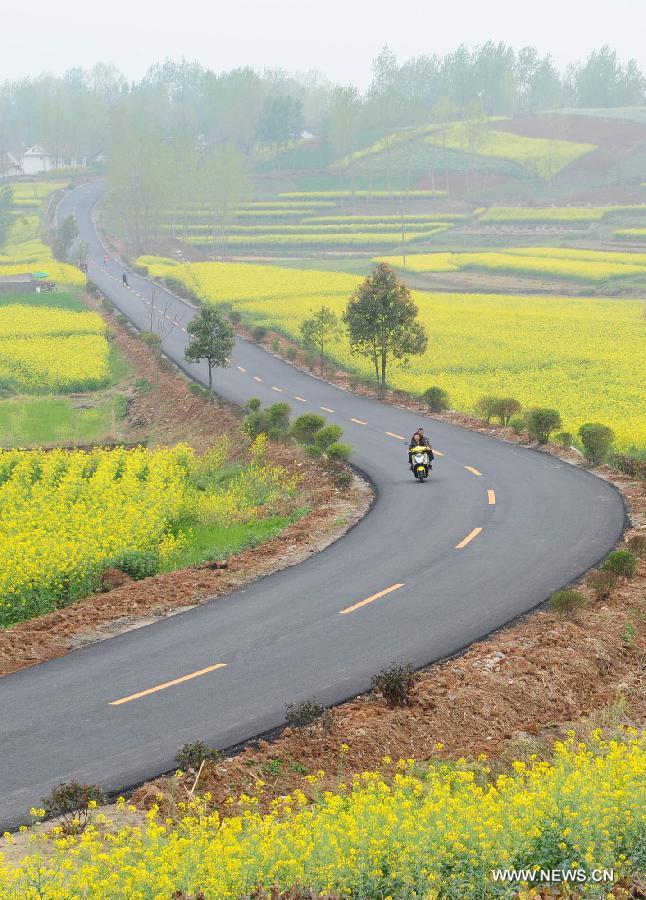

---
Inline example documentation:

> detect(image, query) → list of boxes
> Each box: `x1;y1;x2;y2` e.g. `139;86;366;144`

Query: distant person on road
122;273;128;287
103;254;108;265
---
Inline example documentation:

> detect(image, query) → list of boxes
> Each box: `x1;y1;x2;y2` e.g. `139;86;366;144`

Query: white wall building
19;145;87;176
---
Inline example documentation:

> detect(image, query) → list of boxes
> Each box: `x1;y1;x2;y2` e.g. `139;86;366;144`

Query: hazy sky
3;0;646;86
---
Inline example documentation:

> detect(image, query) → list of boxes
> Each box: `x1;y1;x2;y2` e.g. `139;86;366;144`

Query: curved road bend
0;182;624;829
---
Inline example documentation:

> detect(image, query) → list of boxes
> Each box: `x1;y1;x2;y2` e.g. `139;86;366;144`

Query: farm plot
480;205;646;225
0;438;298;626
138;257;645;451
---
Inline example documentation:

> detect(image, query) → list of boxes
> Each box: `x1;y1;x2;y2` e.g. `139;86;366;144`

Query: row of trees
2;44;645;175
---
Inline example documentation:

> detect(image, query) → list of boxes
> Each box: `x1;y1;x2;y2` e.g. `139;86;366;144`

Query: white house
20;145;87;176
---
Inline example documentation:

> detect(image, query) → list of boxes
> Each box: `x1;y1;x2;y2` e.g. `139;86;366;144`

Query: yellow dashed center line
272;386;283;392
237;366;246;373
455;527;483;549
433;450;444;456
320;406;335;413
110;663;227;706
386;431;405;440
350;417;367;425
464;466;482;476
293;395;306;402
340;583;405;615
488;489;496;505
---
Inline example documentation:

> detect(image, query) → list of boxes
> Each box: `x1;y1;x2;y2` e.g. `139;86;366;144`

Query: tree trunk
380;350;387;399
208;362;213;398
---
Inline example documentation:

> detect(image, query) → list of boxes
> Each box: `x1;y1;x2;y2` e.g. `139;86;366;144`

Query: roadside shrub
305;444;323;459
422;386;449;412
271;338;280;353
314;424;344;451
303;351;318;370
332;468;353;491
291;413;326;444
188;382;209;397
491;397;521;426
626;534;646;557
609;452;646;480
251;325;267;342
509;415;526;434
266;402;291;435
602;549;638;579
579;422;615;465
526;407;561;444
42;782;106;834
140;331;162;349
586;569;619;601
285;698;325;729
549;589;586;618
228;310;241;326
135;377;152;394
109;549;159;580
474;395;498;423
371;662;419;707
554;431;573;448
242;411;266;439
285;347;298;362
245;397;262;412
326;441;352;463
175;741;224;771
114;395;128;421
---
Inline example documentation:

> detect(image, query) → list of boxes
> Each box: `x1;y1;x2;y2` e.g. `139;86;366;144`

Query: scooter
409;445;432;482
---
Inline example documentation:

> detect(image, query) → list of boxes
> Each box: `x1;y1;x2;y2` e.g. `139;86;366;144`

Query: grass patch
0;291;84;311
0;396;119;448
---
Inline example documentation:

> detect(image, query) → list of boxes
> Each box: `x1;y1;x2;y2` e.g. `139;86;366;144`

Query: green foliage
491;397;521;426
326;441;352;463
555;431;573;448
285;347;298;362
526;408;562;444
53;214;78;262
344;263;427;398
42;782;107;834
0;185;16;250
140;331;162;349
549;589;587;618
314;424;344;451
474;395;498;423
509;415;526;434
285;698;325;729
109;549;159;580
251;325;268;342
185;307;235;393
246;397;262;412
135;377;152;394
602;550;638;579
578;422;615;465
626;534;646;557
242;401;292;440
265;402;291;434
422;386;449;412
188;382;210;397
371;662;419;707
175;741;224;770
585;569;619;601
300;306;342;372
228;310;242;326
290;413;326;444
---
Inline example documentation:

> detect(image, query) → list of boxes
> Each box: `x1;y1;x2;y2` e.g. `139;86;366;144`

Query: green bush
266;402;291;434
509;415;526;434
271;338;280;353
491;397;521;426
245;397;262;412
305;443;323;459
291;413;326;444
602;550;638;579
554;431;573;448
188;382;209;397
228;310;241;326
251;325;267;342
578;423;615;465
42;782;106;834
110;549;159;580
314;423;344;451
326;441;352;463
285;347;298;362
175;741;224;771
585;569;619;601
474;395;498;423
135;377;152;394
285;698;325;729
140;331;162;349
114;395;128;421
422;386;449;412
549;589;586;618
242;411;266;439
526;408;561;444
609;452;645;480
371;663;419;707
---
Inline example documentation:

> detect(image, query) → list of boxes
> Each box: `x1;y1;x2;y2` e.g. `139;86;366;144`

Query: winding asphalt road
0;182;625;829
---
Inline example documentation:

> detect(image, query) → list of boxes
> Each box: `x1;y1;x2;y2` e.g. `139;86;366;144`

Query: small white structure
20;145;87;176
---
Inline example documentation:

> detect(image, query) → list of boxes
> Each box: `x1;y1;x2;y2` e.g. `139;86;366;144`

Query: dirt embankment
0;298;372;677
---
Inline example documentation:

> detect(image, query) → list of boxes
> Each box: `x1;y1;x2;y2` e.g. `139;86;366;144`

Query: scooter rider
409;427;434;469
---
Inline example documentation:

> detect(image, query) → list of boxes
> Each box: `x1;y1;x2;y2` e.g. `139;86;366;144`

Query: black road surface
0;182;625;828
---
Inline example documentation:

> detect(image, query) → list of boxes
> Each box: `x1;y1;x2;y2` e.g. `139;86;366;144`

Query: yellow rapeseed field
1;732;643;897
139;258;645;450
0;437;297;626
0;304;109;393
